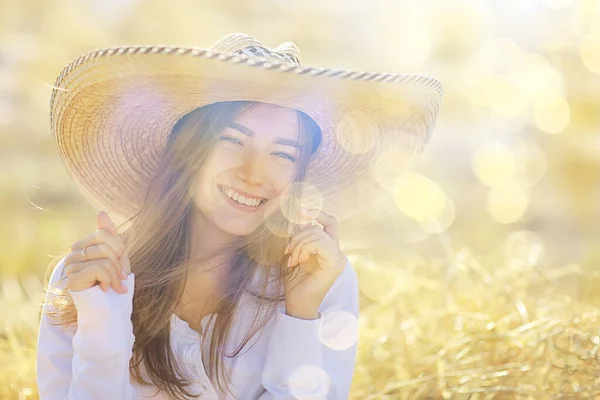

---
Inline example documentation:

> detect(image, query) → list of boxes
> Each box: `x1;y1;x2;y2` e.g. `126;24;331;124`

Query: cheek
191;175;214;212
202;149;234;183
207;147;234;172
192;164;222;208
263;166;296;214
269;164;296;195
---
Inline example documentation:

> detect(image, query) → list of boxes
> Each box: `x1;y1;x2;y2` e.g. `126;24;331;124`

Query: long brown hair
43;100;322;399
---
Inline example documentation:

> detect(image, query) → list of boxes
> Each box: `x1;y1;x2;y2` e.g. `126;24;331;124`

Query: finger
67;260;126;293
300;208;339;245
92;243;125;280
94;259;125;293
290;238;322;267
71;228;126;259
70;230;102;252
121;250;131;275
67;263;112;292
297;222;312;231
66;243;125;280
285;225;323;255
289;233;321;267
98;259;127;293
287;222;312;242
298;247;315;265
63;262;87;277
97;210;119;238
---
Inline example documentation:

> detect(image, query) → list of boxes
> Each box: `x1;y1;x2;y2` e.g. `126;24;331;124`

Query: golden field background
1;0;600;398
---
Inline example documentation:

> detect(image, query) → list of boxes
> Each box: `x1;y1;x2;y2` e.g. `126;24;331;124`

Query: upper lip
219;185;267;200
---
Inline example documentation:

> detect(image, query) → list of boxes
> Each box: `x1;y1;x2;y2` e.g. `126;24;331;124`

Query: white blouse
36;255;359;399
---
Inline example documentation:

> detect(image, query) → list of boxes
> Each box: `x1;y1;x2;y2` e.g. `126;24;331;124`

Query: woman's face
191;103;307;236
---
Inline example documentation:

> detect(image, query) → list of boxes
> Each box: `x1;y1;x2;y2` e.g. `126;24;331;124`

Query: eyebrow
229;122;303;149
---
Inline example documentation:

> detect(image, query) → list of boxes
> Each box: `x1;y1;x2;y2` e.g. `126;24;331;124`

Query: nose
236;148;265;186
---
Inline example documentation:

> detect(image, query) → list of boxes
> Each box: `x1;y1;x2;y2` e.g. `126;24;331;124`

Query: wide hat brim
50;41;443;225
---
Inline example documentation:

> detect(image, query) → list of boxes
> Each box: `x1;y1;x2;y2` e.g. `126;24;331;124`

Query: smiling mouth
217;185;268;208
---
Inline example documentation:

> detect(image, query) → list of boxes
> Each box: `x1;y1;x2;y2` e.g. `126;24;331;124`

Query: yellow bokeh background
1;0;600;398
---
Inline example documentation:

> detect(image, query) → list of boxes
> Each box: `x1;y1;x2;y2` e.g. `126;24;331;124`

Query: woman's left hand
283;208;348;319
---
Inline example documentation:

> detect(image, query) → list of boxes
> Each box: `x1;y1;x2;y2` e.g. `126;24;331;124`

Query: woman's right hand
64;211;131;294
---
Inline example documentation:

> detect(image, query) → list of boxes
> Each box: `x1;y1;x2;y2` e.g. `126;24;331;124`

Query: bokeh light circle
521;53;564;98
261;182;323;238
514;141;547;187
503;230;545;268
334;111;379;154
417;194;456;234
541;0;572;9
371;149;413;192
319;310;359;351
288;364;330;399
472;142;516;188
533;94;571;134
393;215;430;244
358;262;405;304
487;184;529;224
580;34;600;74
393;173;446;222
278;181;324;225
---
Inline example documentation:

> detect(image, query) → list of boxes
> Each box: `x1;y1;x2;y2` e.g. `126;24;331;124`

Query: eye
220;135;243;146
273;152;296;162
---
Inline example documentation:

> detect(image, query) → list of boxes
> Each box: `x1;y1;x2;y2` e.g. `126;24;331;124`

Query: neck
175;208;239;323
187;207;238;269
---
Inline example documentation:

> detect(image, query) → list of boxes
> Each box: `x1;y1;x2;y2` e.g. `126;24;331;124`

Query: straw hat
50;33;443;224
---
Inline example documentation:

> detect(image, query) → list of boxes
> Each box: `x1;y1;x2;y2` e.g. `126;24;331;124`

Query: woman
36;33;442;399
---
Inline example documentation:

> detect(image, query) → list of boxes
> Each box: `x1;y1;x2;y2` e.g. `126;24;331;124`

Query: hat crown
209;33;301;66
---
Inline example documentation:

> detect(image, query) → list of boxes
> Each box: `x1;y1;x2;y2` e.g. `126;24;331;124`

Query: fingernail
121;283;128;293
284;243;290;254
287;256;292;268
121;269;127;280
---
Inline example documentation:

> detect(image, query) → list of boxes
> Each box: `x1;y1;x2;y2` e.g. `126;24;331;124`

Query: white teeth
221;186;264;207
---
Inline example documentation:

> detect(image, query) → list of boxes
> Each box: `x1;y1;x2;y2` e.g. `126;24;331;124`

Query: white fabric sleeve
36;255;136;400
260;259;360;399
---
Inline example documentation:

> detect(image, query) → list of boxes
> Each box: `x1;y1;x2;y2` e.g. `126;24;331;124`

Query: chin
215;221;260;237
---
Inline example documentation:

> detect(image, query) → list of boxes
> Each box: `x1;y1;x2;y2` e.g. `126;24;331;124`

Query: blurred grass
0;198;92;399
0;275;40;399
3;234;600;398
